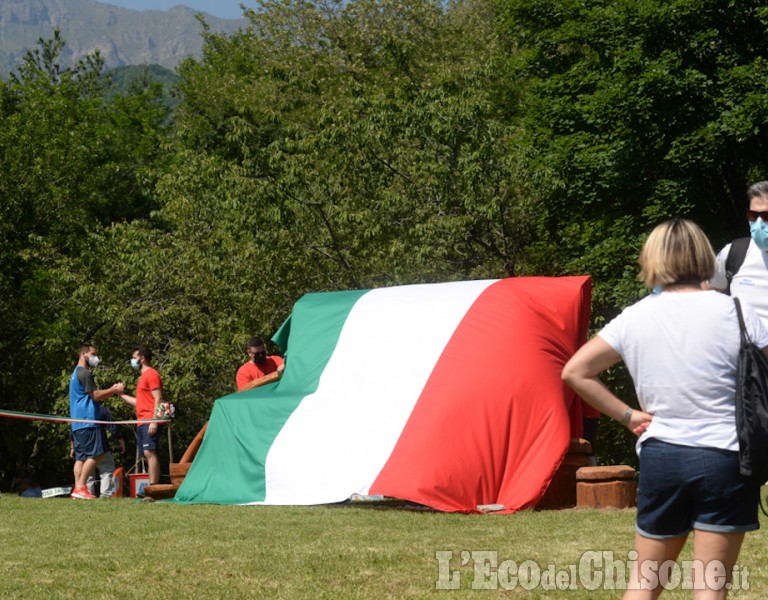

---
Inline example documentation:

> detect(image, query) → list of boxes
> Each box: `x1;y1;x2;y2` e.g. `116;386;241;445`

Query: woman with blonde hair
563;218;768;599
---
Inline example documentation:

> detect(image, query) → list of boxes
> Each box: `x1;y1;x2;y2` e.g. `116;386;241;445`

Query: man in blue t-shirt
69;343;124;500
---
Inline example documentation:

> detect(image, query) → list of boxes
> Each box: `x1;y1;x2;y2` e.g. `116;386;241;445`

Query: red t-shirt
236;356;284;391
136;367;163;420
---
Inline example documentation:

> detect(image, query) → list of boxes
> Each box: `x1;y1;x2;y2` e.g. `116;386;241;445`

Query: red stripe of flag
370;276;591;513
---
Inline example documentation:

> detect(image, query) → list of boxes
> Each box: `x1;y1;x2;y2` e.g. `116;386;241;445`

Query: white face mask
130;358;141;370
87;355;100;368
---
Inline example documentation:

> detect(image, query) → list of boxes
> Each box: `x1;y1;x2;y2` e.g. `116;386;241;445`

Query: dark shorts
637;439;760;539
137;423;161;454
72;427;107;461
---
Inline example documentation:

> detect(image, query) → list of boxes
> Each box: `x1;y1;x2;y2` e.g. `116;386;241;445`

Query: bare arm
148;388;164;434
90;383;124;403
562;336;652;435
120;393;136;407
151;387;164;406
238;370;282;392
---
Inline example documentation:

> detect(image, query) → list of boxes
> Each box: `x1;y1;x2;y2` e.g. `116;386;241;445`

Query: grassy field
2;495;767;599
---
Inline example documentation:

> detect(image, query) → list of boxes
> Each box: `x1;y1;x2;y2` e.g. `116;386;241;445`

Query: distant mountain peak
0;0;246;76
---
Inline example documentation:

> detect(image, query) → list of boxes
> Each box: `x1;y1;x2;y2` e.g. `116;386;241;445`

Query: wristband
620;408;633;425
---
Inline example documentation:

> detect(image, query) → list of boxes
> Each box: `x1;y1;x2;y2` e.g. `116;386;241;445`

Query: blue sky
99;1;257;20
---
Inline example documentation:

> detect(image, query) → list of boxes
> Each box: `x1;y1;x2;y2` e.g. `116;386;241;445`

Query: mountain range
0;0;247;77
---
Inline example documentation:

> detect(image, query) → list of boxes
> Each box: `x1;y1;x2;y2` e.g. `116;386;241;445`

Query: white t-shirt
599;290;768;452
710;238;768;326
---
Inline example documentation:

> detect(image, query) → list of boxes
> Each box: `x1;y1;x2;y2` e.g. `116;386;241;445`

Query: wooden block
576;465;637;509
576;465;635;481
144;483;180;500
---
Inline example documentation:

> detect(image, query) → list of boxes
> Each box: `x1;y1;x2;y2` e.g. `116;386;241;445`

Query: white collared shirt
711;238;768;327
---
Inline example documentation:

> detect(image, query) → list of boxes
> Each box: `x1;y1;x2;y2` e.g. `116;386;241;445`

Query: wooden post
167;425;174;464
180;423;208;464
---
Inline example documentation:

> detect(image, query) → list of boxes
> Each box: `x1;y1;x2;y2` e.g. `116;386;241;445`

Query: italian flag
174;277;591;513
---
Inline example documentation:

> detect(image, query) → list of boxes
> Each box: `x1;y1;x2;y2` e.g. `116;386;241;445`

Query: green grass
2;497;767;599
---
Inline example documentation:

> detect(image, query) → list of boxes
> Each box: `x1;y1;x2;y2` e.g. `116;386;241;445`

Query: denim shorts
137;423;161;453
72;427;107;461
636;439;760;539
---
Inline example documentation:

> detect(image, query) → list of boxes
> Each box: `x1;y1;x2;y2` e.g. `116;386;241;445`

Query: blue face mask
130;358;141;370
750;218;768;251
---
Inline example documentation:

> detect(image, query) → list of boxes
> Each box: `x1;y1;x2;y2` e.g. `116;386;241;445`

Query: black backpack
733;297;768;496
724;237;751;295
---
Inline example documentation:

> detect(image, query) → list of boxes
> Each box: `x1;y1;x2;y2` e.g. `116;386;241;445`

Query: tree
0;31;169;487
171;0;538;288
499;0;768;302
45;0;542;467
498;0;768;464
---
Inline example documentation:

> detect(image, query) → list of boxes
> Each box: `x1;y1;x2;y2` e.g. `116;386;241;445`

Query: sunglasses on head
747;210;768;222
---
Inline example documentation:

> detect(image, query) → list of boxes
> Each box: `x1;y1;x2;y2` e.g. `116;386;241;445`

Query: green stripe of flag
174;288;368;504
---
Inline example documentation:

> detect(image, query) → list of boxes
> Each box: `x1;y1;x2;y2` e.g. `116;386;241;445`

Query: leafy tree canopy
13;0;768;484
499;0;768;313
0;30;170;486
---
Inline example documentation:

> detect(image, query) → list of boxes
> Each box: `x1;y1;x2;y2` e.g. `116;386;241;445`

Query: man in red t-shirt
120;346;164;485
236;336;284;391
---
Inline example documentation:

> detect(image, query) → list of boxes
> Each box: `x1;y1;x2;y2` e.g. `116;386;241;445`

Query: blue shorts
137;423;161;454
72;427;107;461
637;439;760;539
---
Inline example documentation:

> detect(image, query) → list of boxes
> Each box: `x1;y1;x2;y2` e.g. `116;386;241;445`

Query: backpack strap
733;297;768;514
725;237;751;295
734;297;749;343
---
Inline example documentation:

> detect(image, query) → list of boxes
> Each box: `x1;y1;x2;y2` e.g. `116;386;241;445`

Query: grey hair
747;180;768;201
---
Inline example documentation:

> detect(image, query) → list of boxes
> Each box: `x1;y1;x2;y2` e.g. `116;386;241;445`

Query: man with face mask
236;336;285;391
711;181;768;325
120;346;164;486
69;343;125;499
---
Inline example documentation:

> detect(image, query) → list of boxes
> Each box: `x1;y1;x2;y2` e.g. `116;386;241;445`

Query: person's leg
98;452;116;497
72;430;85;489
139;425;162;485
628;439;690;598
582;417;599;448
77;453;104;488
690;530;745;600
145;449;160;485
87;454;106;496
73;459;83;489
686;446;756;598
73;427;107;489
623;533;688;600
86;472;97;495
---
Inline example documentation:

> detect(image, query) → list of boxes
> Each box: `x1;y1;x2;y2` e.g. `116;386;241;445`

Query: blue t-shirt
69;366;98;431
